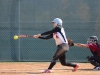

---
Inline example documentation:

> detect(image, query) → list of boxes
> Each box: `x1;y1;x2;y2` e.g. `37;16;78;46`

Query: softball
14;35;18;40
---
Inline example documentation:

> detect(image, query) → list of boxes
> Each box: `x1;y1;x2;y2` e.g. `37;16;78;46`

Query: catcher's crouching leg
86;56;100;67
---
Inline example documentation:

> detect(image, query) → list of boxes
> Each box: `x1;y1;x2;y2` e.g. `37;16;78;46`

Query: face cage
87;39;97;44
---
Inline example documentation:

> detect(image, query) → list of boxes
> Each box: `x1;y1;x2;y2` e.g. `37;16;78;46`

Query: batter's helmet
52;18;63;26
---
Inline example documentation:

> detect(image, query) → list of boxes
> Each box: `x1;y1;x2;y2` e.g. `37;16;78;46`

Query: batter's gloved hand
67;38;74;47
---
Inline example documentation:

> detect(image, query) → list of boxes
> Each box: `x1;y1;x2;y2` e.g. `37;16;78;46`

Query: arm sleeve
41;27;60;35
38;34;53;40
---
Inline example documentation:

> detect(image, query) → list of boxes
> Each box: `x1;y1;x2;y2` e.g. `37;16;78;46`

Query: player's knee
86;56;100;66
53;55;60;60
89;59;100;66
86;56;90;61
86;56;93;61
60;62;67;66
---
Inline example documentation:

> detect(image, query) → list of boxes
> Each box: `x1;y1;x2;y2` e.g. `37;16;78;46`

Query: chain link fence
0;0;100;62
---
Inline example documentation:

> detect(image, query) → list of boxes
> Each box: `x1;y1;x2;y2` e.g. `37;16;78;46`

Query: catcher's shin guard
89;60;100;66
87;56;100;67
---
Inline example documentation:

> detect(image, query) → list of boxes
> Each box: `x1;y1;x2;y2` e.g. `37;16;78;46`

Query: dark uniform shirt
87;43;100;56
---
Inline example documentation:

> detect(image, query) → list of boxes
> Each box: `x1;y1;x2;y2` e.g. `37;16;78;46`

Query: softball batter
33;18;79;73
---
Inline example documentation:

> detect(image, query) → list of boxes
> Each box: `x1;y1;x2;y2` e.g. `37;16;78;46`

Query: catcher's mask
87;36;98;44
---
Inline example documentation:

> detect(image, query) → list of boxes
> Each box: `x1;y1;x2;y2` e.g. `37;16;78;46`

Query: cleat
93;66;100;70
42;69;51;73
72;64;79;72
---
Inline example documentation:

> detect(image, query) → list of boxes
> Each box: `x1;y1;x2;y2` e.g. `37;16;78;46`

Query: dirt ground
0;62;99;75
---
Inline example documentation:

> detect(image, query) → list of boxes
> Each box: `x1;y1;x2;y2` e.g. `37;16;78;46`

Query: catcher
73;36;100;70
33;18;79;73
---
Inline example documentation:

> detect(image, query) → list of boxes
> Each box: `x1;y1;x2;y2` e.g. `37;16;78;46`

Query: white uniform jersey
53;28;68;45
40;27;68;46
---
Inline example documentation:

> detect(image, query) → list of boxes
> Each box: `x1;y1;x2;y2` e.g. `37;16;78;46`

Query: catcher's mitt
67;38;74;47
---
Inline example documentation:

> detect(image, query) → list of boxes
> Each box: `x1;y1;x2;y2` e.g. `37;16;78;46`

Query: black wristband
71;43;74;46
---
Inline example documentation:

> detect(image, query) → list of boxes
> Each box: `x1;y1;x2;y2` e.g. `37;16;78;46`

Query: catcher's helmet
87;36;98;44
52;18;63;26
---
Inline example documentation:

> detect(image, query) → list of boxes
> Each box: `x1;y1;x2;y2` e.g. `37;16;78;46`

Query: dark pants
48;43;76;69
87;56;100;67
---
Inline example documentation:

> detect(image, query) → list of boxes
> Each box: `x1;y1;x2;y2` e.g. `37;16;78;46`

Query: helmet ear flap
57;23;60;26
57;24;62;28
